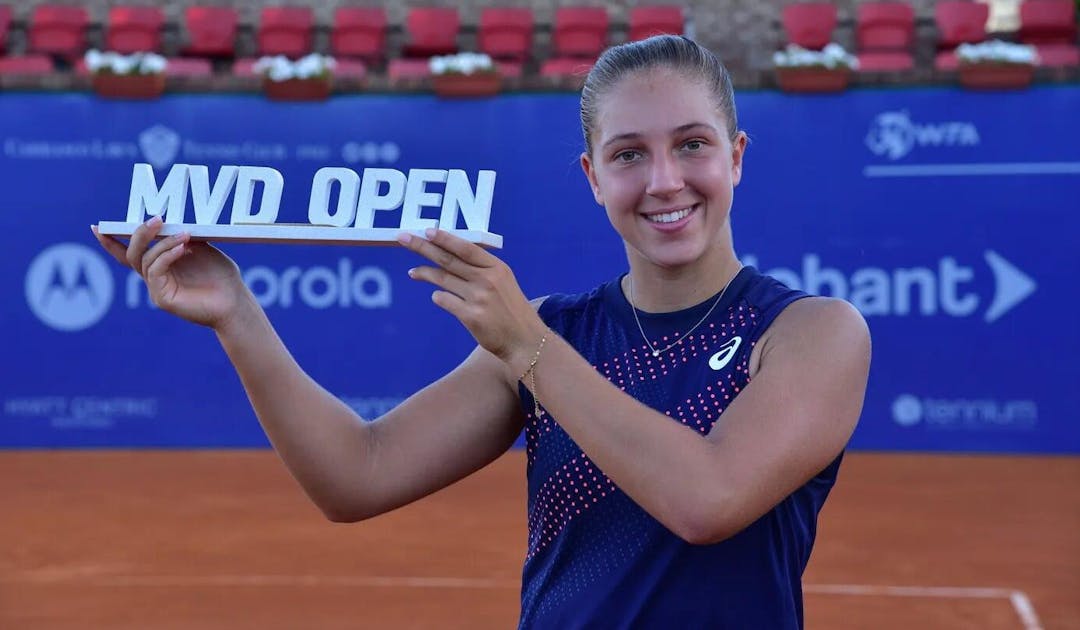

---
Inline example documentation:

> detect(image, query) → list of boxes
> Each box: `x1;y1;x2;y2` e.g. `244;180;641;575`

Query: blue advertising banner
2;87;1077;453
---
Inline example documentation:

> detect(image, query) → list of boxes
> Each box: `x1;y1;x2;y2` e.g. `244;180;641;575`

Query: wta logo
865;111;980;160
25;243;115;332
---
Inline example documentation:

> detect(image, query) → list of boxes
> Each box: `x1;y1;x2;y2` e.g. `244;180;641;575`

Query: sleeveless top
517;266;842;629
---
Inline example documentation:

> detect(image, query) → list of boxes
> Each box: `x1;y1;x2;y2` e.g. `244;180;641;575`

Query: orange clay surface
1;451;1077;629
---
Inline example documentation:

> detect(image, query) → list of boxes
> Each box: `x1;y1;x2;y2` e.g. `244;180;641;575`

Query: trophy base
95;222;504;249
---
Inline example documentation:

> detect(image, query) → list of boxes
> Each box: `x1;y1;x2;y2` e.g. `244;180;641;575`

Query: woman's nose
646;153;684;197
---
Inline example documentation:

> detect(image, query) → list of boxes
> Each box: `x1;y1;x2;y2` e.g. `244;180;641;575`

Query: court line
12;573;520;589
803;584;1043;630
8;574;1043;629
862;162;1080;177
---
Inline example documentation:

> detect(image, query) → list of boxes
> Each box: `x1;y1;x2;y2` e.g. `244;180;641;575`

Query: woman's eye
614;150;640;163
683;140;704;151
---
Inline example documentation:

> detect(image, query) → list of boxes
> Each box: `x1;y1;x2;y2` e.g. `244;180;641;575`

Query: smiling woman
92;34;870;630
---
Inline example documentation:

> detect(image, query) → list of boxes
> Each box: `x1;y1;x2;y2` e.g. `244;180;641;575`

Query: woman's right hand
92;216;252;330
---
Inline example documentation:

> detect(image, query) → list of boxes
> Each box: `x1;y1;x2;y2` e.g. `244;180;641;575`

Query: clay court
2;450;1077;629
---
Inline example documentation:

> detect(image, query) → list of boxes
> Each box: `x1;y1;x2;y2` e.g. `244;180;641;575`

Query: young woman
93;35;870;629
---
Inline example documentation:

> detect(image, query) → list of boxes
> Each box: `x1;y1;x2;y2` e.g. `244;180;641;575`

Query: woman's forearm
215;297;375;520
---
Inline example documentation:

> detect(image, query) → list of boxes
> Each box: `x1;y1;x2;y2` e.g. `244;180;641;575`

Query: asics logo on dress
708;336;742;371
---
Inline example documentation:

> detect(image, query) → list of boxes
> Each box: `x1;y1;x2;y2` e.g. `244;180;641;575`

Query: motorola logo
25;243;114;331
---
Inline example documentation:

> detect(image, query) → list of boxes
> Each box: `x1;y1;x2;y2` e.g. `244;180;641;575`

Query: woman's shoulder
770;295;870;344
734;268;868;357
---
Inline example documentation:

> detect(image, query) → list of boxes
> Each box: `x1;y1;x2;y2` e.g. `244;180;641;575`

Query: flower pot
432;72;501;98
775;67;851;93
91;73;166;99
263;77;332;101
957;63;1035;90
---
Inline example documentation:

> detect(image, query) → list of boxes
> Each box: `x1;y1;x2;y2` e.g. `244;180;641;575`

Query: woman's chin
640;242;708;270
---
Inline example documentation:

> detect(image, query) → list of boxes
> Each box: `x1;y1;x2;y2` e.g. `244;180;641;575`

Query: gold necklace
628;269;740;358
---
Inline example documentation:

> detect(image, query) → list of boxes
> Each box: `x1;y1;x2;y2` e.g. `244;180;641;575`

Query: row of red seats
782;0;1079;70
0;5;684;80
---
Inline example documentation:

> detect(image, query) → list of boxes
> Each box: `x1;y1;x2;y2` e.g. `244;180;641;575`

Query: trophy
95;164;503;248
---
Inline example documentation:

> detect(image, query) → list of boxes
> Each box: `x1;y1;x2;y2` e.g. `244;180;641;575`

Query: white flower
255;54;334;81
85;50;167;75
957;40;1037;65
430;52;496;75
139;53;167;75
774;43;858;70
294;54;322;79
458;55;480;74
268;59;295;82
429;55;449;74
84;49;105;73
252;56;273;74
111;56;137;75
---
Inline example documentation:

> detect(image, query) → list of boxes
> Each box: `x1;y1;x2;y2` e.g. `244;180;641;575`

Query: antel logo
25;243;115;332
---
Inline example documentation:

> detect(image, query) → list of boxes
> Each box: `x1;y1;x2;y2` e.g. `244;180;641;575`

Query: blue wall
2;87;1077;453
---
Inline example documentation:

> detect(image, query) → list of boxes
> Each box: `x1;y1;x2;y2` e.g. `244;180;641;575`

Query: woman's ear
580;152;604;206
731;131;748;186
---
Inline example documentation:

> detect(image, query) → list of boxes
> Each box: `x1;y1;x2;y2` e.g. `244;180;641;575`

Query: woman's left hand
398;228;547;373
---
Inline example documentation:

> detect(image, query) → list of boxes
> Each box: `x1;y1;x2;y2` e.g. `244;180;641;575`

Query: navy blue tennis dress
517;266;843;629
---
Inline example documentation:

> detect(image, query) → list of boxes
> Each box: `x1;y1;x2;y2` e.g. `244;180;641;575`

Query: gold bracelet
519;333;548;418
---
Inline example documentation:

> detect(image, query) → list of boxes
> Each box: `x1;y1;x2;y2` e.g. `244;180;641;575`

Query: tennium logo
25;243;115;331
891;394;1037;431
891;395;923;427
866;111;980;160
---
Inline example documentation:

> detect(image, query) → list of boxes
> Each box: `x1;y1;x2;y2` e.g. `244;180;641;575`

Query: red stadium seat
493;60;524;78
257;6;314;58
781;2;837;50
0;5;11;54
332;57;368;79
1019;0;1078;43
550;7;608;58
0;55;54;75
1018;0;1079;67
628;6;684;41
387;57;431;80
331;7;386;64
165;57;213;77
106;6;165;54
933;1;989;70
184;6;238;58
230;57;258;77
479;8;533;62
539;56;596;79
541;6;607;79
401;7;459;58
855;2;915;71
29;5;88;60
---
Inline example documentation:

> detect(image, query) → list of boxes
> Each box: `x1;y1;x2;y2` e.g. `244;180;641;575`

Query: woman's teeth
647;207;692;224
